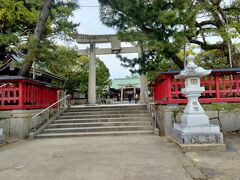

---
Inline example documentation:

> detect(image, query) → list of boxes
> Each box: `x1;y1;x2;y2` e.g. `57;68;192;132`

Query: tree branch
223;6;240;11
189;39;224;50
196;20;218;28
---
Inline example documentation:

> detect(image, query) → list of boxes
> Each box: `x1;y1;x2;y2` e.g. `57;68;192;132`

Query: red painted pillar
229;74;233;96
13;82;17;103
167;75;172;103
236;74;240;96
40;86;44;108
215;73;220;101
1;83;5;105
19;81;24;109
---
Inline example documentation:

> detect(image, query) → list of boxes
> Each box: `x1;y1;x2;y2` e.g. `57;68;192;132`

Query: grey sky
71;0;138;79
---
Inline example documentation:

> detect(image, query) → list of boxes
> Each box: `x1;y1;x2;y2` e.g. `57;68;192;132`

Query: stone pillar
88;43;96;105
133;86;136;95
140;74;148;103
121;86;123;102
138;47;148;103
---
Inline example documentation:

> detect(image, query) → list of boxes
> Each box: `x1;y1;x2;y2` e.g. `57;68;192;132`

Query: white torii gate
76;34;148;105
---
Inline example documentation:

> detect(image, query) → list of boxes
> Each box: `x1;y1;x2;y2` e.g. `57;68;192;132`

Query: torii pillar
138;47;148;103
88;43;96;105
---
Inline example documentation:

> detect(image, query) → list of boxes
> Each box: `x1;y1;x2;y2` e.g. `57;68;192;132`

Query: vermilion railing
151;68;240;104
0;78;60;110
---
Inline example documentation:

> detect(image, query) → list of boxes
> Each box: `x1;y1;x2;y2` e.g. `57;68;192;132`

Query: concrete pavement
0;135;192;180
186;133;240;179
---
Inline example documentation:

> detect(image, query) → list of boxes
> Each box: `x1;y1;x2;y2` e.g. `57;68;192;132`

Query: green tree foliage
96;59;111;96
0;0;40;59
99;0;240;72
0;0;79;67
195;50;229;69
177;46;229;68
40;45;79;74
46;48;111;97
99;0;198;71
187;0;240;67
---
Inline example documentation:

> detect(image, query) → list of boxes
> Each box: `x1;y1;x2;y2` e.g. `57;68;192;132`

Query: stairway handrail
145;92;158;131
0;83;13;89
31;94;71;134
0;84;7;88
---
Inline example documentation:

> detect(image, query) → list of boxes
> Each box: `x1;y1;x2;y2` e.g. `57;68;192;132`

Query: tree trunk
163;48;184;69
0;45;7;61
171;54;184;69
232;53;240;67
19;0;53;77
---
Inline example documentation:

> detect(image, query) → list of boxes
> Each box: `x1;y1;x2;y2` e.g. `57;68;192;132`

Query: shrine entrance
122;87;140;102
75;34;148;105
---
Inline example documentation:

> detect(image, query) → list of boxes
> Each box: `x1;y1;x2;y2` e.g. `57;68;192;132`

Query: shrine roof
0;50;65;83
0;76;61;89
111;77;140;89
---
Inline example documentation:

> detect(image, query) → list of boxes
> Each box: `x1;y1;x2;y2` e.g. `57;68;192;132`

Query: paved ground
186;133;240;180
0;135;192;180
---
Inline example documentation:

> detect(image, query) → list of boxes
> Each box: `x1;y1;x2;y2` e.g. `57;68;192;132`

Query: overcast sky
70;0;138;79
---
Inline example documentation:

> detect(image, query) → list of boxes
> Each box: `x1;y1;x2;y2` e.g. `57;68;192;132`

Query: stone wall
154;105;178;136
0;109;49;140
70;99;87;105
155;105;240;136
0;128;4;143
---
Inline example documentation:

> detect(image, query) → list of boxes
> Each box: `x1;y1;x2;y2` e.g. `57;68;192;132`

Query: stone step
35;104;152;138
42;125;153;133
63;110;148;115
35;130;154;138
53;117;151;123
65;109;147;113
58;113;150;119
47;121;151;128
67;106;147;112
70;104;146;108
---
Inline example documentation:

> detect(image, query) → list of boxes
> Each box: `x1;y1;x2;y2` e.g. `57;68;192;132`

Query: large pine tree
99;0;240;70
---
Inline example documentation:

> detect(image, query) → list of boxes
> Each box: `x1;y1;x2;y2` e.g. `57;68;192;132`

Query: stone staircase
35;104;154;138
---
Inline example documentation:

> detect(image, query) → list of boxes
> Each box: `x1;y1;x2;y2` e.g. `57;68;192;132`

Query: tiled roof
111;77;140;89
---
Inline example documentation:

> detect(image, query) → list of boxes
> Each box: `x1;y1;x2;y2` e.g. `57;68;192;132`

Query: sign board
190;79;198;85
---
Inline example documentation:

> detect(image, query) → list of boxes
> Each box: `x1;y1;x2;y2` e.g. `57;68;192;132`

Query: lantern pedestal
0;128;4;144
172;124;223;144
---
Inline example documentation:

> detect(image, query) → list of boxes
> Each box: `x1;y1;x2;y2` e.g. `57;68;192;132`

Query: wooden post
215;73;220;101
19;81;24;109
167;75;172;103
235;74;240;96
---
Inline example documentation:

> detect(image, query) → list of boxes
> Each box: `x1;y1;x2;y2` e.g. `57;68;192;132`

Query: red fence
0;78;60;110
151;68;240;104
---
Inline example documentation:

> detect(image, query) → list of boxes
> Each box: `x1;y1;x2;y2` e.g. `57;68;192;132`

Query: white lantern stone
172;55;224;144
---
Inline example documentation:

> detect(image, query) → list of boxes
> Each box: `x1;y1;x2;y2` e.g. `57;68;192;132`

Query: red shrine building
0;50;65;110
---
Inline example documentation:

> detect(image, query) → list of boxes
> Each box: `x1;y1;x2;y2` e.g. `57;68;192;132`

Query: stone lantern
172;55;224;145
